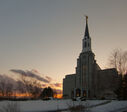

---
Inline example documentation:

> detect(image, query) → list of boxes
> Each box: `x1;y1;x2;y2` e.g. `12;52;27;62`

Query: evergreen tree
40;87;54;99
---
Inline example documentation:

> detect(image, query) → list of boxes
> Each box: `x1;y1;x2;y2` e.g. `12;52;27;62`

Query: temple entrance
76;88;81;97
83;90;86;97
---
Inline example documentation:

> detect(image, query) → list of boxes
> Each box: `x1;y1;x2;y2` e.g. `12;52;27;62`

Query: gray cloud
10;69;27;76
10;69;50;83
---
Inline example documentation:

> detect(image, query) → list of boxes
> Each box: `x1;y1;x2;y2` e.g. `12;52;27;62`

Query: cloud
9;69;62;94
27;70;50;83
31;69;40;74
48;82;62;89
41;84;48;88
54;83;62;88
10;69;27;76
45;76;52;82
10;69;50;83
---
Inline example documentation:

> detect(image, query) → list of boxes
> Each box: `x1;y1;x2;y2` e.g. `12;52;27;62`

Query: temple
63;17;120;99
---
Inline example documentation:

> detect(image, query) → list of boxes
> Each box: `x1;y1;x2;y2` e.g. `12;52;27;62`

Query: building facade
63;17;120;99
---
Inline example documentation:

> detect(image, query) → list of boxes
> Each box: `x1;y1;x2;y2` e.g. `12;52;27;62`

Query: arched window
83;90;86;97
76;88;81;97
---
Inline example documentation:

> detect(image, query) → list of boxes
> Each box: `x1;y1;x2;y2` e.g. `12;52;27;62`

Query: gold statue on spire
86;15;88;20
84;15;88;20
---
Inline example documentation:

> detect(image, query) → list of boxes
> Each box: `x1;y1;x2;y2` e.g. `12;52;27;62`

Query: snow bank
90;100;127;112
0;100;127;112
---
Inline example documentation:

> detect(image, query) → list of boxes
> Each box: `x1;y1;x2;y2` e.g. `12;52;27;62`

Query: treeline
0;75;58;100
115;73;127;100
109;49;127;100
0;86;56;101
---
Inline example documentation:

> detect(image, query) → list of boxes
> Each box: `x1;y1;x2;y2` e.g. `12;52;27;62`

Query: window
85;42;87;47
88;43;89;47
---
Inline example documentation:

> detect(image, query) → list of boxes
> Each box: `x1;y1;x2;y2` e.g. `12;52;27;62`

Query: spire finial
84;15;89;38
84;15;88;21
82;15;91;52
85;15;88;20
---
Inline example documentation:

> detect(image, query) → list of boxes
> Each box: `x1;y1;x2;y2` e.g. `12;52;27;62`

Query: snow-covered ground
0;100;127;112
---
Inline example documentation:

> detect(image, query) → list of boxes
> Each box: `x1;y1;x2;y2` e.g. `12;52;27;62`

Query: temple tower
75;16;95;98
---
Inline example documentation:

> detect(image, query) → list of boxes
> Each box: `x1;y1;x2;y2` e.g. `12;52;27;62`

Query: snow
0;100;127;112
90;100;127;112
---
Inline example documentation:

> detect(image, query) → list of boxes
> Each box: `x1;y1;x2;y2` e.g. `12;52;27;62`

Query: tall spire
84;16;90;38
82;16;91;53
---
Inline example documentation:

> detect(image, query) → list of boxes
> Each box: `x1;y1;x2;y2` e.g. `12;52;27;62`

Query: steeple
84;16;90;38
82;16;92;53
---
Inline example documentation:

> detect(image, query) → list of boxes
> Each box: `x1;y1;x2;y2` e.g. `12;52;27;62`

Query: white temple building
63;17;120;99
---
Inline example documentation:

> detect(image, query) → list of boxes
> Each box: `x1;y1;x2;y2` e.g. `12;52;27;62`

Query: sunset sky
0;0;127;85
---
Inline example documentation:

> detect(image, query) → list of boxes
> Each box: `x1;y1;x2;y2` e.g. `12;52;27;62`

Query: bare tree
18;75;42;98
109;49;127;75
16;80;26;94
0;78;6;96
5;83;13;97
0;75;13;97
26;79;42;98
